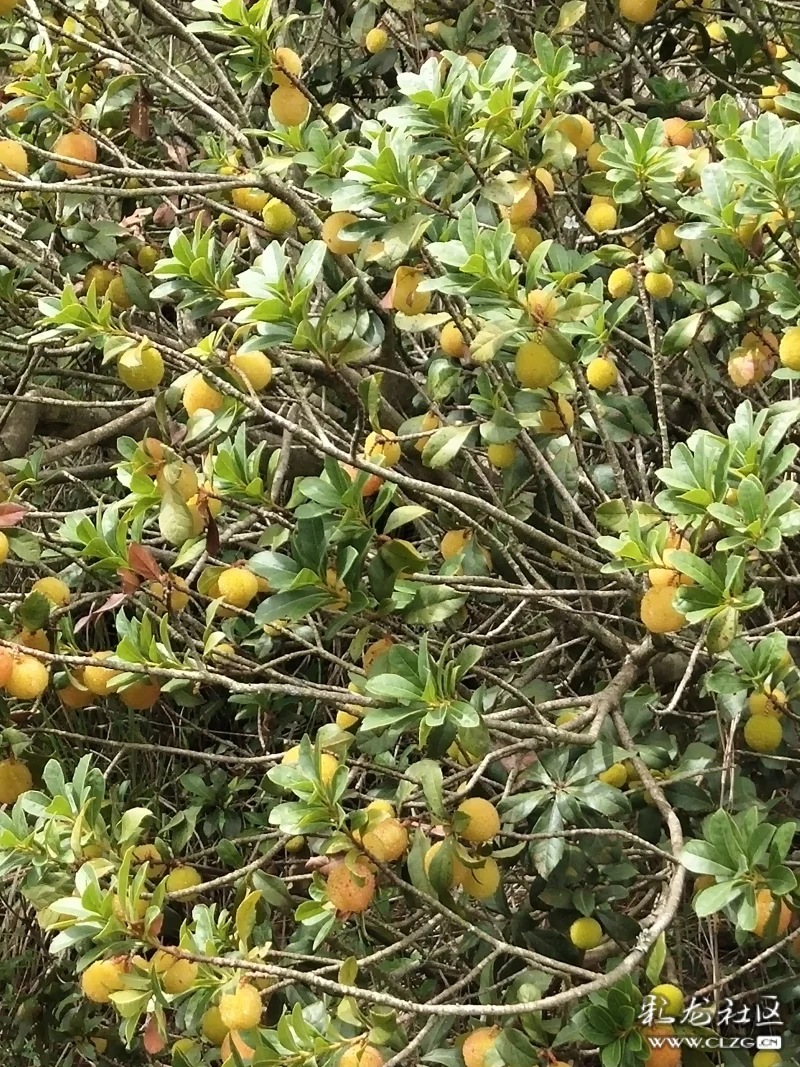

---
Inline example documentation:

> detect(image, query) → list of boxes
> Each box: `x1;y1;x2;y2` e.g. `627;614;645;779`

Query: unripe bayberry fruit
322;212;360;255
341;1045;384;1067
31;576;70;606
640;586;685;634
118;345;164;391
0;531;8;565
462;1027;500;1067
281;745;339;784
272;46;302;86
107;276;132;310
487;442;517;469
619;0;658;22
120;678;160;710
219;982;262;1030
539;397;575;434
201;1006;229;1045
83;652;119;696
651;983;684;1020
365;27;388;53
262;198;296;234
231;186;270;213
644;272;674;299
137;245;160;272
359;817;408;862
743;715;782;753
500;177;537;225
570;916;603;949
456;797;500;843
231;351;273;391
440;321;467;358
0;138;27;175
753;888;792;936
166;865;202;897
81;958;125;1003
183;373;224;416
586;356;617;391
655;222;681;252
779;327;800;370
0;758;32;803
527;288;558;323
271;85;310;126
515;340;560;389
365;429;401;467
161;957;198;994
608;267;634;299
424;839;467;887
514;226;543;259
391;267;431;315
559;114;595;152
598;762;627;788
460;857;500;899
585;201;617;233
6;654;49;699
327;857;376;913
663;117;693;147
217;566;259;608
53;130;97;176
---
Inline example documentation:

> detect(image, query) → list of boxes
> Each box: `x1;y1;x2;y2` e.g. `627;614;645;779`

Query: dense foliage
0;0;798;1065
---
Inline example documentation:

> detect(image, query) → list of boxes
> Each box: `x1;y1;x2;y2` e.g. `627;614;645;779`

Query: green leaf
17;591;50;632
645;931;667;985
694;879;743;916
661;313;703;356
406;759;446;820
555;0;586;31
383;505;431;534
421;424;475;469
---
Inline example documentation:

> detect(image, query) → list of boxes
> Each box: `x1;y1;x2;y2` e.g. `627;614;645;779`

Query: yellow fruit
83;652;118;697
120;678;160;710
650;983;684;1020
31;576;70;606
424;840;467;887
655;222;681;252
586;142;608;172
515;340;561;389
534;168;555;196
360;817;408;862
232;186;271;213
132;843;165;876
514;226;543;259
753;888;792;937
285;835;305;852
441;321;467;358
441;529;471;559
281;745;339;785
156;461;198;501
363;636;393;671
460;856;500;900
202;1006;229;1045
0;759;32;803
641;1026;680;1067
337;709;360;730
118;345;164;391
6;654;49;699
13;629;49;652
570;916;603;949
753;1053;783;1067
559;114;595;152
322;212;360;255
644;272;674;299
416;410;441;451
162;957;198;994
527;288;559;323
586;201;617;233
327;857;376;913
164;866;202;906
341;1046;384;1067
663;117;693;148
539;397;575;434
456;798;500;843
748;691;783;718
365;429;401;468
137;245;160;272
0;138;27;175
693;874;715;896
487;442;517;469
586;356;617;391
85;264;115;296
53;130;97;176
608;267;634;299
744;715;782;754
148;576;190;613
620;0;658;21
462;1027;500;1067
598;763;627;788
271;85;310;126
391;267;431;315
366;799;394;816
0;531;9;566
81;959;125;1003
640;586;685;634
500;178;538;225
262;198;296;233
230;351;273;391
556;711;578;726
365;27;388;53
183;373;224;416
779;327;800;370
272;46;302;86
59;676;93;709
219;983;262;1031
107;276;132;310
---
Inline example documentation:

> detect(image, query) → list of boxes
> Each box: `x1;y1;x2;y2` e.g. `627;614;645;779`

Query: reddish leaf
130;93;150;141
74;592;129;633
143;1016;166;1055
118;568;142;595
205;512;220;556
0;503;28;527
153;200;177;227
163;139;189;169
128;543;163;581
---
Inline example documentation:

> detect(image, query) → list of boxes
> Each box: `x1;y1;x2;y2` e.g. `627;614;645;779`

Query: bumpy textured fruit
231;351;273;391
0;759;32;803
281;745;339;784
753;888;792;936
456;798;500;843
81;959;125;1003
84;652;119;696
201;1005;229;1045
360;817;408;862
365;27;388;53
166;865;202;897
219;983;262;1030
271;85;310;126
7;654;49;699
744;715;782;753
663;117;693;147
183;373;224;416
441;321;467;358
31;576;70;606
779;327;800;370
262;198;296;233
651;983;684;1020
748;690;784;718
132;843;165;876
365;429;401;467
514;226;543;258
559;114;595;152
515;340;561;389
753;1052;783;1067
598;762;627;788
487;442;517;469
232;186;270;213
586;201;617;233
107;276;132;310
608;267;634;299
327;858;376;913
322;212;360;255
118;345;164;391
586;142;608;171
500;177;538;225
655;223;681;252
539;397;575;434
0;138;27;175
641;1025;680;1067
340;1046;384;1067
460;857;500;899
391;267;431;315
217;566;259;608
272;46;302;86
85;264;115;295
120;678;160;710
148;576;190;613
586;356;617;391
441;529;471;559
570;916;604;949
462;1026;500;1067
0;649;12;688
137;245;160;272
424;840;467;886
53;130;97;176
162;957;198;994
645;272;674;299
640;586;685;634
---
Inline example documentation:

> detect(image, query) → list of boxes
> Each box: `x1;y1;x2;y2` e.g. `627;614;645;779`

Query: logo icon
757;1036;782;1050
